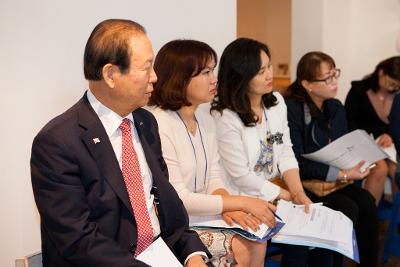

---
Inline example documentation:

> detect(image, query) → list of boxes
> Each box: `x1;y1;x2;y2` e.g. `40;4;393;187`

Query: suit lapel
132;110;167;226
132;110;164;183
78;95;133;215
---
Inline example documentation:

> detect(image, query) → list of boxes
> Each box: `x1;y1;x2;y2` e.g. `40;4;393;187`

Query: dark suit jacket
285;97;348;181
31;93;209;267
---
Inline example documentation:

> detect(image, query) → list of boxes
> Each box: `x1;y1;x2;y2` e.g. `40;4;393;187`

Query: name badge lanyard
176;112;208;193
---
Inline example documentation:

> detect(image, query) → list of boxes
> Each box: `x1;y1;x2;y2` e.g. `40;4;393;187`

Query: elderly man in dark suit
31;19;210;267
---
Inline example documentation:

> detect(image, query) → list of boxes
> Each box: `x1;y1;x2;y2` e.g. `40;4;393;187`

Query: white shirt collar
86;89;134;137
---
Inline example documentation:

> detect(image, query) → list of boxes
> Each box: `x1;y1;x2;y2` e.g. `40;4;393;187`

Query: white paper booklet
272;200;359;262
302;129;388;172
379;143;397;163
189;215;285;242
137;237;183;267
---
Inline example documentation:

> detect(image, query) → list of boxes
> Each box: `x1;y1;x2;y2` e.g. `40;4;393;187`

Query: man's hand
185;255;207;267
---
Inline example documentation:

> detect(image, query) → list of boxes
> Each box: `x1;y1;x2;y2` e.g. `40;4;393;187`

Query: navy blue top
285;97;348;181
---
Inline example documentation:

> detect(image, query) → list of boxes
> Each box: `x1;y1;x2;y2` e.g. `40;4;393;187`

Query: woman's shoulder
211;107;243;130
349;80;369;95
144;106;176;126
284;96;303;113
325;98;345;111
211;107;238;120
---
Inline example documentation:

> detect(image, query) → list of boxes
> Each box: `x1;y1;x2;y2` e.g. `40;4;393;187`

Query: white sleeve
156;112;223;216
214;112;280;201
275;93;299;173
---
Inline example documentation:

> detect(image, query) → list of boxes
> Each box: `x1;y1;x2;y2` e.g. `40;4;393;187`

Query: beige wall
237;0;291;78
0;1;236;266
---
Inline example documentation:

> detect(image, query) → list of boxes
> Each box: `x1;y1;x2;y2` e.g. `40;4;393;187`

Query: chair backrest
15;252;42;267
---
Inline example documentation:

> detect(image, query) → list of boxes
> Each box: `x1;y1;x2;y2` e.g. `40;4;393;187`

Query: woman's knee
357;190;377;216
369;159;388;180
231;235;266;266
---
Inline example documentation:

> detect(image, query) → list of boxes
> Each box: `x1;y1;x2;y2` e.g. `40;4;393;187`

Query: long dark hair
210;38;277;127
148;39;217;110
362;56;400;92
286;51;336;118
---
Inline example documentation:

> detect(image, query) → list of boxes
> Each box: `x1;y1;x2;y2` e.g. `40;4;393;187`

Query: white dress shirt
87;90;161;238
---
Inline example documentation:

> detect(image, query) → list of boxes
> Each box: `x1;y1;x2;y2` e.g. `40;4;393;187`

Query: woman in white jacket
211;38;314;267
211;38;310;206
147;39;276;267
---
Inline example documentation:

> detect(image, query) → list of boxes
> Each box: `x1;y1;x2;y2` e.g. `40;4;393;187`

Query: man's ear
102;64;115;88
301;80;312;93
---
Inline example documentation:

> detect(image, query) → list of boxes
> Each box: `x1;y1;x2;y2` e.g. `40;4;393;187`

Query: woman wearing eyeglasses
345;56;400;200
285;51;379;267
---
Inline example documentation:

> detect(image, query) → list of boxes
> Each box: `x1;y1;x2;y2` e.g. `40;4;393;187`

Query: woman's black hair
362;56;400;92
210;38;277;127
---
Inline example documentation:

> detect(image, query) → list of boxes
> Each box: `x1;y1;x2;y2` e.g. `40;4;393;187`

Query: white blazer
212;92;298;201
147;106;225;216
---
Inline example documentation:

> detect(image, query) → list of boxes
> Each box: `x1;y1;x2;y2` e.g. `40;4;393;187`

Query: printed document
137;237;183;266
272;200;359;262
302;129;388;172
189;215;284;242
379;143;397;163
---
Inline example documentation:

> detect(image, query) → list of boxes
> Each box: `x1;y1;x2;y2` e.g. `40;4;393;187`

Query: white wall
0;1;236;266
292;0;400;102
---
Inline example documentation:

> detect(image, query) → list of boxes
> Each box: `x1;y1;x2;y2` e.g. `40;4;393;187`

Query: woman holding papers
285;51;379;267
210;38;313;267
148;39;275;267
345;56;400;200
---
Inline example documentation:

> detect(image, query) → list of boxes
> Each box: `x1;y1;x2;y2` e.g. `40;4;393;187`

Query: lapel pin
93;138;101;144
139;122;143;126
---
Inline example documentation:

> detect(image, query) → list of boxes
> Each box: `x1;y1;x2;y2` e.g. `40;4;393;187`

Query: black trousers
306;184;379;267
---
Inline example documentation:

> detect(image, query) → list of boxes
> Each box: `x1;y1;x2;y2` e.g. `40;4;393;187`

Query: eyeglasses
386;75;400;91
311;69;341;85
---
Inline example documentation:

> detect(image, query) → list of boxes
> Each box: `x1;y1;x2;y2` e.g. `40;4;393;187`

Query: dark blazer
285;97;348;180
31;93;209;267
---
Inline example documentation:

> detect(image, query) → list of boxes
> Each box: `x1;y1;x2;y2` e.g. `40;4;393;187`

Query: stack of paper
137;237;183;267
189;215;285;242
272;200;359;263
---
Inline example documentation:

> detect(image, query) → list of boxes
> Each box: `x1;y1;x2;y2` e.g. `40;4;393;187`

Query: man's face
112;34;157;113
